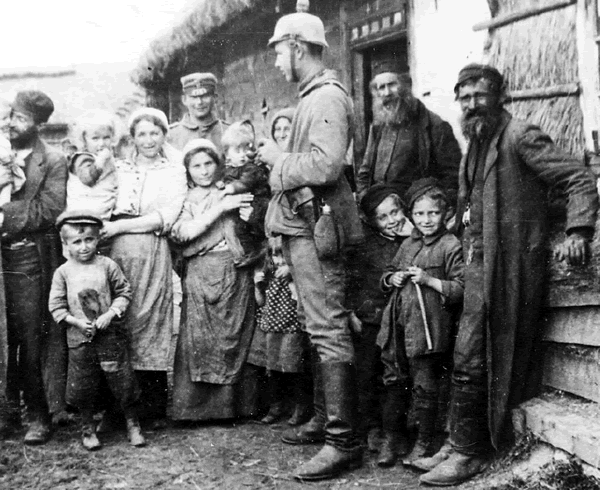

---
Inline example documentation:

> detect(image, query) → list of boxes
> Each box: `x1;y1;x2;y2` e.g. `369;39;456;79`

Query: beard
10;125;37;149
460;107;502;141
372;93;416;126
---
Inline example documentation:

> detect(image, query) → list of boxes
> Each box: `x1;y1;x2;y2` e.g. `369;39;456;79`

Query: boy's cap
405;177;443;210
56;210;103;229
181;72;218;96
360;183;404;216
69;151;95;166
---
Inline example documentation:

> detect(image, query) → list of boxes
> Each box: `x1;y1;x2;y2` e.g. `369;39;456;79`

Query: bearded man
356;61;462;207
0;91;67;445
418;64;599;486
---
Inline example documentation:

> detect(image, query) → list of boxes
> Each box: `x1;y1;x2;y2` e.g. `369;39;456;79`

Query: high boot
377;383;410;467
260;371;286;424
288;372;312;426
419;385;490;486
0;398;21;439
81;409;101;451
282;350;325;444
403;389;440;467
294;362;362;481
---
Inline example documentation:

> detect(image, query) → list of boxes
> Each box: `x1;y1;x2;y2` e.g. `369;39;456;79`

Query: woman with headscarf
102;108;187;427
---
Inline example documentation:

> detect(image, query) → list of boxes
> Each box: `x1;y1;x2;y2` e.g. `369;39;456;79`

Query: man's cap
56;210;103;229
268;12;329;48
372;59;410;81
454;63;504;93
181;72;218;96
182;138;220;160
13;90;54;124
405;177;444;210
360;184;404;216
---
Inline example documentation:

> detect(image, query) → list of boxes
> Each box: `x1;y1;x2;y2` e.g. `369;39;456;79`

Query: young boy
66;111;119;221
48;211;145;451
377;178;464;468
219;120;270;269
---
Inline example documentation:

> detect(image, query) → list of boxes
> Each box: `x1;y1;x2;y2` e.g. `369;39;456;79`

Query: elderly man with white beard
356;61;462;211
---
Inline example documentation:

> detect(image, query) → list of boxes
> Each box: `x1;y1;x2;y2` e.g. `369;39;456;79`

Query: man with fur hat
356;62;462;209
168;72;229;152
257;10;364;482
0;90;67;445
418;64;599;486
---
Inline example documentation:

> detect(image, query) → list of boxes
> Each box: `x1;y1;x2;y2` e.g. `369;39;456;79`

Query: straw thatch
487;0;584;157
132;0;259;88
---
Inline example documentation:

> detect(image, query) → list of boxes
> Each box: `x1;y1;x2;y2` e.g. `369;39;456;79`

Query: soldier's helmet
268;12;329;48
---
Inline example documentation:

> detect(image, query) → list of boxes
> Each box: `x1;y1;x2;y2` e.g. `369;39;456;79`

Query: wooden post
576;0;600;152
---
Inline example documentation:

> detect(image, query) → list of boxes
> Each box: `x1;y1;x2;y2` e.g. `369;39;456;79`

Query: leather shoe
24;420;51;445
281;416;325;445
294;444;362;481
419;451;488;486
377;431;409;467
411;440;453;472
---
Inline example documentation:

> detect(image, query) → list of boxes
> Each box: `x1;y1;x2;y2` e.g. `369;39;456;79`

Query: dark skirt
171;249;258;420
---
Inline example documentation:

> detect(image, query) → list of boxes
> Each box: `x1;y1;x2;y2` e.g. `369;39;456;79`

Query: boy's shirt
48;255;132;348
378;228;464;357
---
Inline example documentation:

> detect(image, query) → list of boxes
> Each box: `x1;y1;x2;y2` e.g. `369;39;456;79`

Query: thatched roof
132;0;260;88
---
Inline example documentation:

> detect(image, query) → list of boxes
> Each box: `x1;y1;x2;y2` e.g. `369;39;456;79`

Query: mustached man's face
371;72;413;124
457;79;502;140
9;110;37;147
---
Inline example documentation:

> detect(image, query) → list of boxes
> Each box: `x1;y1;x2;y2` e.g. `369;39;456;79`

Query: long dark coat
0;136;67;412
456;110;598;448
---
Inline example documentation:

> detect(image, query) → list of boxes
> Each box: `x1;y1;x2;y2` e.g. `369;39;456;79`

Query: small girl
377;178;464;468
66;110;119;221
252;236;311;425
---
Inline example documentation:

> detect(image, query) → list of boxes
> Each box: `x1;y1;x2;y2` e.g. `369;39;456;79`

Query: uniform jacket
0;135;67;411
346;221;404;326
357;99;462;204
265;69;363;245
168;113;229;153
378;228;464;358
456;110;599;448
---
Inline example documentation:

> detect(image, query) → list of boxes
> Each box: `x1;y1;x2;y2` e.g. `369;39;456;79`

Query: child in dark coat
378;178;464;467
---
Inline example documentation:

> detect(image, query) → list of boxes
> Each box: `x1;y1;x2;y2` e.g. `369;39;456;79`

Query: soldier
168;72;229;152
257;12;363;481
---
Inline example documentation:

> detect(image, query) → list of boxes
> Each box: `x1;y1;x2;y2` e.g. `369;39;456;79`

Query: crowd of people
0;10;599;487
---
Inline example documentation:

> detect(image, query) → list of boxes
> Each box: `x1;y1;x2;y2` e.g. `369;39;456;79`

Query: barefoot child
378;178;464;467
48;211;145;450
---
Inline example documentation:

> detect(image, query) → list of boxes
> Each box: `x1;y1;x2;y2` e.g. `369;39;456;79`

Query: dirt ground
2;418;599;490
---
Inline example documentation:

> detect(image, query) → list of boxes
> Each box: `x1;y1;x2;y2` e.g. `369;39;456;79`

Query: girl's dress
171;186;258;420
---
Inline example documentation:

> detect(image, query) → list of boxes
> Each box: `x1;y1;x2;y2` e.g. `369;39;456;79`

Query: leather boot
282;351;325;444
0;399;21;439
24;411;51;445
294;362;362;481
366;427;381;453
377;383;410;467
81;409;101;451
260;372;286;424
403;389;440;467
288;373;312;426
419;450;488;486
412;439;453;472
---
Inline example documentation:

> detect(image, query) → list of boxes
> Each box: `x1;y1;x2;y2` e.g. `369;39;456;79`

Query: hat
405;177;443;210
268;12;329;48
360;184;404;216
180;72;218;96
56;210;103;229
454;63;504;93
128;107;169;135
372;59;409;80
182;138;220;160
13;90;54;124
